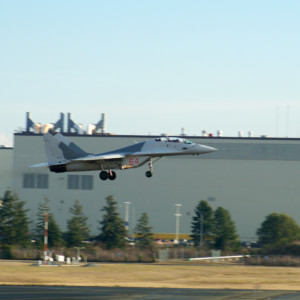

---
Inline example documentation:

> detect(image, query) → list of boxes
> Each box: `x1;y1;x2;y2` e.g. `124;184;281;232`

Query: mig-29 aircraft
31;133;217;181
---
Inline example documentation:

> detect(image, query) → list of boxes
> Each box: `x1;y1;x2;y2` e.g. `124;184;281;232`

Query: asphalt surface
1;286;300;300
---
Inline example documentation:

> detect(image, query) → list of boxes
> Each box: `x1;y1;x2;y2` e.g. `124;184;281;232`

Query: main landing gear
99;170;117;181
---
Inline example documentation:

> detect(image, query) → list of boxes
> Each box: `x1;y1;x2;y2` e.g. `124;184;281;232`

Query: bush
260;241;300;255
0;244;15;259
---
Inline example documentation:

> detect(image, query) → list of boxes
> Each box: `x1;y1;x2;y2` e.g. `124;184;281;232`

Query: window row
67;175;93;190
23;174;94;190
23;174;48;189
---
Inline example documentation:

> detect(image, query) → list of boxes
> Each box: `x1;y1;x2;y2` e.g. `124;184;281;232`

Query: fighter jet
31;133;217;181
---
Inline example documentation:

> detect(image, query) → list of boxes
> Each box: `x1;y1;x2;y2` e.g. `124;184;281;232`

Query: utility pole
43;212;48;264
175;204;182;241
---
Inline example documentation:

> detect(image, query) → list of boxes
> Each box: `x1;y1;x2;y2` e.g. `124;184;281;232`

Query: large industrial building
2;113;300;242
0;146;13;193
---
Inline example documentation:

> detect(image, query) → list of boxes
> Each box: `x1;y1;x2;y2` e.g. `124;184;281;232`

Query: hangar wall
0;147;13;193
11;133;300;241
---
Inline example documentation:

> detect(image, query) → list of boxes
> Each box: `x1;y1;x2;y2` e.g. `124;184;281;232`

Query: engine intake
49;164;67;173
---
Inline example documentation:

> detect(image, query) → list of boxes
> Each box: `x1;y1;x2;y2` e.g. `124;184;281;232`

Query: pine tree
98;195;127;249
190;200;214;247
213;207;238;250
135;212;154;249
34;198;64;248
64;200;90;247
0;189;30;247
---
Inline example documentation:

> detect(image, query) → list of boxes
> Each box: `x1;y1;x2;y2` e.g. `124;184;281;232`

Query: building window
67;175;93;190
23;174;35;188
68;175;80;190
81;175;93;190
23;173;48;189
37;174;48;189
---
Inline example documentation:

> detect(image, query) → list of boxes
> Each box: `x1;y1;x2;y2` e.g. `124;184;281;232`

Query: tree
64;200;90;247
257;213;300;248
213;207;238;250
135;212;154;249
0;189;30;247
34;198;64;248
97;195;127;249
190;200;214;247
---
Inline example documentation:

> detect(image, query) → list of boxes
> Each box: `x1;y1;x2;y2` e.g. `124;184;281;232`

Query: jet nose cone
197;145;218;154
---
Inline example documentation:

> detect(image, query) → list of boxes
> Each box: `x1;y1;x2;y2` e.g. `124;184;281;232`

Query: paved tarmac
1;286;300;300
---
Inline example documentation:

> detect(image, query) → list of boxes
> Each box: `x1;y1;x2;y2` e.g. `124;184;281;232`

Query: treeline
191;200;300;255
1;189;300;258
0;190;154;256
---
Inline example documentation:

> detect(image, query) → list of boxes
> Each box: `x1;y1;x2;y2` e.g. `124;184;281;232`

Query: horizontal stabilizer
29;162;50;168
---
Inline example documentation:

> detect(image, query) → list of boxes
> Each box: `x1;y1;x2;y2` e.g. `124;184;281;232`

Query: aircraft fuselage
49;137;215;173
32;133;217;180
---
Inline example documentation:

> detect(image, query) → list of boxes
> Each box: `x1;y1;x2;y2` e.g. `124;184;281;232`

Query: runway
1;286;300;300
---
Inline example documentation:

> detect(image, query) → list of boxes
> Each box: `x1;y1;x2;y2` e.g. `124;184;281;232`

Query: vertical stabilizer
43;133;67;165
43;133;89;165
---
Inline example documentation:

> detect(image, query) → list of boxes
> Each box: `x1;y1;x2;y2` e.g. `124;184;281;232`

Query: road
1;286;300;299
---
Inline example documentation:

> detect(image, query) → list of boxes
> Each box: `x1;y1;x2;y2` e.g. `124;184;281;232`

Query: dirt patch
0;260;300;290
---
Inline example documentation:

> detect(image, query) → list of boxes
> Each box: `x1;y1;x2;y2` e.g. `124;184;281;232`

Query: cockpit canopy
154;137;194;144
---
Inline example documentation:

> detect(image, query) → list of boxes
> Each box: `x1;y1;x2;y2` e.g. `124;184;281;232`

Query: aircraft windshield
154;137;194;144
184;139;193;144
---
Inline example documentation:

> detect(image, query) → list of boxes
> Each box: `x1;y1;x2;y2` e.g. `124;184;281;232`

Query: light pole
131;203;136;240
124;202;132;232
175;204;182;241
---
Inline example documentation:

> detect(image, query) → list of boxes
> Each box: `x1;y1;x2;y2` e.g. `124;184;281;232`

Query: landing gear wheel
145;171;153;178
108;171;117;180
99;171;108;180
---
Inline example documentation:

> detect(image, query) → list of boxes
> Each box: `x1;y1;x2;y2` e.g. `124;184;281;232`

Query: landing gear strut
108;170;116;180
145;158;153;178
99;170;117;181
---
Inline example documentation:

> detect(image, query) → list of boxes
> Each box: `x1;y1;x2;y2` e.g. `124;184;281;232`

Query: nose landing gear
145;158;153;178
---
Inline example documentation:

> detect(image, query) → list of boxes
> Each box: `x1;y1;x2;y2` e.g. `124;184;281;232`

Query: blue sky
1;0;300;146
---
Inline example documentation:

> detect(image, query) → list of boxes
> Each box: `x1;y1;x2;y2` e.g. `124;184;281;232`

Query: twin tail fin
43;133;89;165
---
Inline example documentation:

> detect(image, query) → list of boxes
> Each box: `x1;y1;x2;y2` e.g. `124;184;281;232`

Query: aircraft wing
130;149;178;156
30;154;126;168
72;149;175;162
72;153;125;162
72;147;182;162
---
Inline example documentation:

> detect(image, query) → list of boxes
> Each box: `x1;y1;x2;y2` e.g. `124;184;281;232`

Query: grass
0;260;300;290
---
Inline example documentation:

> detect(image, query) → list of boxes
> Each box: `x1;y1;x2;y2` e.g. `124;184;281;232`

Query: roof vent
87;113;106;135
25;112;42;133
67;113;84;134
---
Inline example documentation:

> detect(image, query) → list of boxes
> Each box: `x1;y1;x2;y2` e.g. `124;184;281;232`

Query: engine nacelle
49;164;67;173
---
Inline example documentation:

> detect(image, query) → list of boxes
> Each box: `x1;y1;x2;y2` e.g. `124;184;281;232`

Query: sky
1;0;300;146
